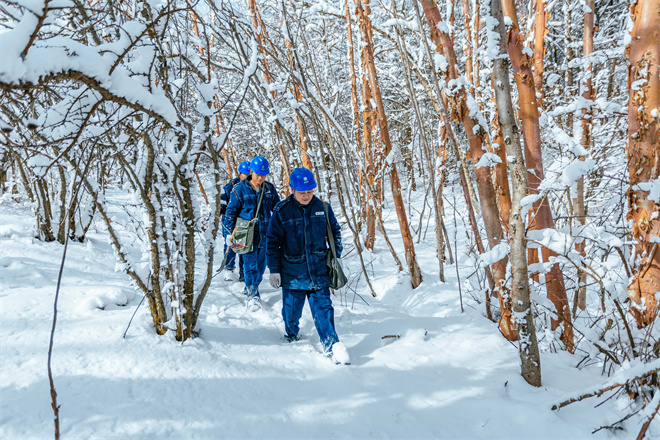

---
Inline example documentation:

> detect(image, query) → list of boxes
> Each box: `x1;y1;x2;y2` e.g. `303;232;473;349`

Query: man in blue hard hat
220;160;251;282
224;156;280;311
266;167;350;364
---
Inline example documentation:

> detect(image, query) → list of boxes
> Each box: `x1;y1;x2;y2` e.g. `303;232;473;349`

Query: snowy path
0;201;630;438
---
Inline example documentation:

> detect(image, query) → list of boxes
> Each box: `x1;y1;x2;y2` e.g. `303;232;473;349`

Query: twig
552;367;658;410
452;190;463;313
636;395;660;440
48;147;94;440
552;382;623;410
591;410;636;434
123;295;146;338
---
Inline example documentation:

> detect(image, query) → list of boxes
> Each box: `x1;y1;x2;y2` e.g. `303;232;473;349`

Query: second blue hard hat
289;167;317;191
250;156;270;175
238;160;251;175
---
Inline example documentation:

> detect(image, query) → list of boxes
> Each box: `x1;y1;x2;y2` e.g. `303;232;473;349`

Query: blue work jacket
266;195;342;290
223;177;280;249
220;177;241;233
221;178;240;209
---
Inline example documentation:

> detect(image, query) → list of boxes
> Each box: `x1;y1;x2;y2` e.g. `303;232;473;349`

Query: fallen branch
636;393;660;440
552;361;660;410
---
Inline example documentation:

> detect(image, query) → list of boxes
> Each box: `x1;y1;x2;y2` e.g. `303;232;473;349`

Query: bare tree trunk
281;1;312;170
419;0;507;310
491;0;541;384
501;0;575;352
574;0;595;313
490;107;512;231
56;165;68;244
35;178;56;242
392;0;445;282
0;150;9;195
353;2;380;250
344;1;367;235
361;57;378;251
356;0;423;288
217;113;236;179
532;0;548;106
472;0;482;90
461;0;474;84
626;0;660;327
246;0;292;190
407;7;484;276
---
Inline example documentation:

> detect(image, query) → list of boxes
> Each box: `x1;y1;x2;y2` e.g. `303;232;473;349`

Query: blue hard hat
238;161;251;175
289;167;317;191
250;156;270;175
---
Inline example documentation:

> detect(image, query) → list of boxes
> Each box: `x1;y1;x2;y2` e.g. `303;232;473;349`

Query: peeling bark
626;0;660;327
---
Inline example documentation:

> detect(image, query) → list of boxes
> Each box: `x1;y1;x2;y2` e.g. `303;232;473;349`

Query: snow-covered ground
0;192;654;439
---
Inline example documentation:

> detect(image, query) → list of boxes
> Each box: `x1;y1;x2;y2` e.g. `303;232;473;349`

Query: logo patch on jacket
315;212;324;215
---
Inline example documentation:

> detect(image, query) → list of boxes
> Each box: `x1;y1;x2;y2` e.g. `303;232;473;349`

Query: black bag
231;185;265;255
323;202;347;290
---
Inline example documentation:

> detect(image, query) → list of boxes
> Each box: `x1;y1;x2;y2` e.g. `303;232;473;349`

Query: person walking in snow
266;167;350;364
223;156;280;311
220;160;251;282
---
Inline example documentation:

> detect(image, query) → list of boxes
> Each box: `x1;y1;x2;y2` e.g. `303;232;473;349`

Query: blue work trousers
282;287;339;353
223;243;244;277
242;246;266;298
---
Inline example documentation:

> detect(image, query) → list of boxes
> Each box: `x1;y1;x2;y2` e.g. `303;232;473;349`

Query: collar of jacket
242;176;269;193
290;194;319;209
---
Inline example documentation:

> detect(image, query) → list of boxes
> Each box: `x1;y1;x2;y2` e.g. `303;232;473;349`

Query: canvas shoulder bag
323;202;347;290
231;185;265;255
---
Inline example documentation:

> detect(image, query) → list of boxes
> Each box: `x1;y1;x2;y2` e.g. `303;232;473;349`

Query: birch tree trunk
626;0;660;327
500;0;575;352
490;0;541;383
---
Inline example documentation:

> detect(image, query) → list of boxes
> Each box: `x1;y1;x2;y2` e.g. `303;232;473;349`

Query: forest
0;0;659;438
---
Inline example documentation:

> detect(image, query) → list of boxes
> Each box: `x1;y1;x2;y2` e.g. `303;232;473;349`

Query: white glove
269;273;281;288
225;235;233;246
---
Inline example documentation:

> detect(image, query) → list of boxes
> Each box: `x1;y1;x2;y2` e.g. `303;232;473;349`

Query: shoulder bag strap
252;184;266;221
323;202;337;258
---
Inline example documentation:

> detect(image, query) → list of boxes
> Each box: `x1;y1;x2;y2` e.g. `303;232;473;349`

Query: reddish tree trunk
247;0;292;192
574;0;595;313
420;0;513;334
501;0;575;351
626;0;660;327
356;0;423;288
532;0;549;106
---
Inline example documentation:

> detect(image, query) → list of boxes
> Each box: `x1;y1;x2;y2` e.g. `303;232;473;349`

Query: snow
1;191;653;439
308;2;343;17
527;228;575;255
434;53;449;73
381;19;418;32
0;12;179;126
479;240;510;266
483;15;502;66
474;152;503;169
633;177;660;202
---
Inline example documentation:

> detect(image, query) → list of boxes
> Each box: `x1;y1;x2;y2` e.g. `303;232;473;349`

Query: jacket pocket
282;217;304;257
309;215;328;252
283;254;305;264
